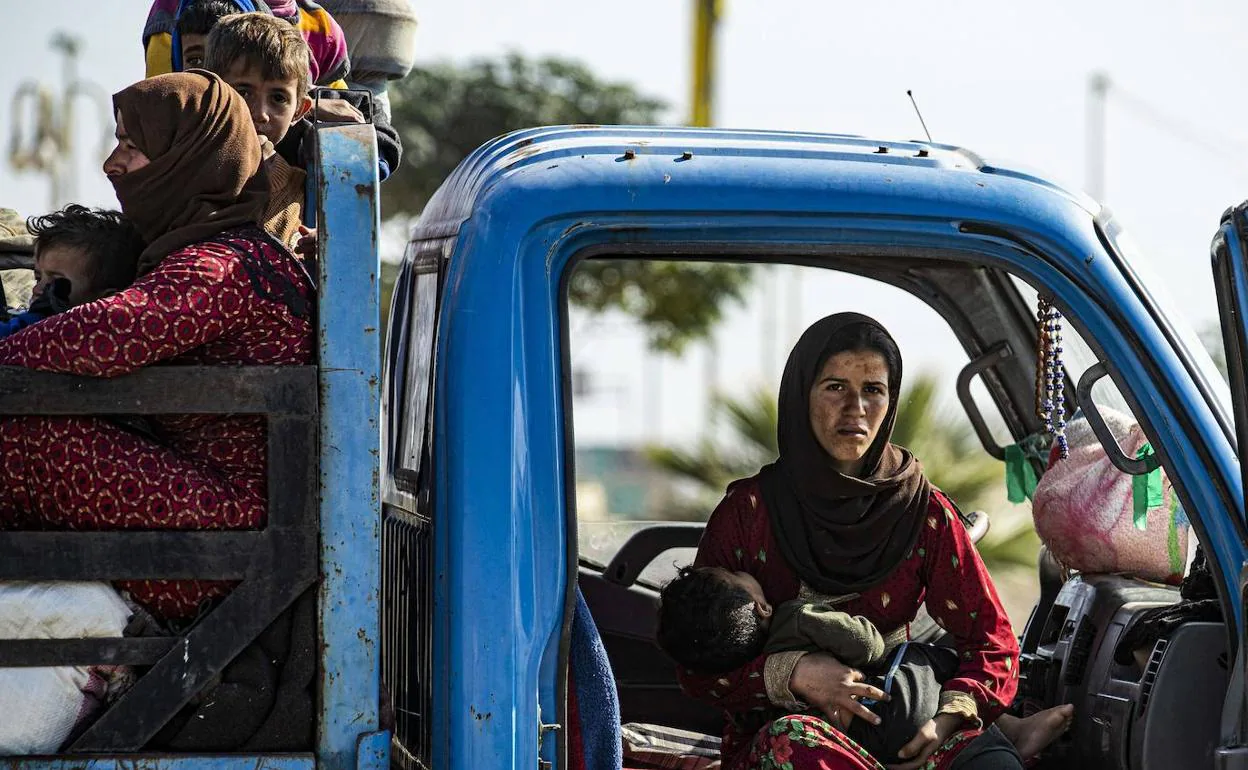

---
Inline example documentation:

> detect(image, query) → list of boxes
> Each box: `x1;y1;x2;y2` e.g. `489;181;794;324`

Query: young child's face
716;569;773;624
34;245;95;305
180;33;208;69
221;62;312;146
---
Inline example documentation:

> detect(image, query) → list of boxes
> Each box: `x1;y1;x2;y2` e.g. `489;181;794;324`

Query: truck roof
411;125;1100;245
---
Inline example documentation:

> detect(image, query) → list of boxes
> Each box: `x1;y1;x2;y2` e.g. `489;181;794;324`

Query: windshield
1100;216;1235;443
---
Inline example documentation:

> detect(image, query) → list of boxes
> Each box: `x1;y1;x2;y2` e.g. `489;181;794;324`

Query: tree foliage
384;53;667;218
568;260;753;353
383;53;751;352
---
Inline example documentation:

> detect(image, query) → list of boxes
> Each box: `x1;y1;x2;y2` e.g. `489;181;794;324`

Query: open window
564;253;1048;745
562;227;1236;769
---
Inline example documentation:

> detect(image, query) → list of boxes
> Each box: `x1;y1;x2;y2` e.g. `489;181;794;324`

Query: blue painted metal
315;122;383;770
409;125;1245;767
355;731;391;770
4;757;314;770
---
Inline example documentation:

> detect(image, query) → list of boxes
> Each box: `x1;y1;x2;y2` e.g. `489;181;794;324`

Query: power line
1089;73;1248;198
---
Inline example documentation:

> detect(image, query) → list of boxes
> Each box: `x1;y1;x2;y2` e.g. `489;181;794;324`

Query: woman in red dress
678;314;1069;770
0;71;314;621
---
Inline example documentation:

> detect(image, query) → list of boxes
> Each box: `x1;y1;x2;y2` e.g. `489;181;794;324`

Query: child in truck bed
0;206;144;340
143;0;350;88
200;11;401;254
203;9;402;182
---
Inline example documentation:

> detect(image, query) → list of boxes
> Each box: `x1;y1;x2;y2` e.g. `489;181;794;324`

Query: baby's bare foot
998;704;1074;759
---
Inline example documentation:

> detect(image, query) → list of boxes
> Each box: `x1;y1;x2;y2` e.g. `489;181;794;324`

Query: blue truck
7;122;1248;770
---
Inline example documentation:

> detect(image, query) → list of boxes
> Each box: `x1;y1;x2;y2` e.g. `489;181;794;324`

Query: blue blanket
569;587;622;770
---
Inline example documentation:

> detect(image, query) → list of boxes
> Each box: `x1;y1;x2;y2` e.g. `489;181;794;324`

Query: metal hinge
538;722;562;770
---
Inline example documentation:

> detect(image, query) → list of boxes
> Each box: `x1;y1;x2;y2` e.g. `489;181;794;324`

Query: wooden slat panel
268;415;320;528
0;637;177;667
72;569;317;750
0;366;318;416
0;532;261;580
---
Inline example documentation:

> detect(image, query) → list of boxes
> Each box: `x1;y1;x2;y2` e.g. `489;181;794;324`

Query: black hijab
760;313;932;595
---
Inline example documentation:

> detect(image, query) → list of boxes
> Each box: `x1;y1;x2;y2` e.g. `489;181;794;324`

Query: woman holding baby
678;313;1072;770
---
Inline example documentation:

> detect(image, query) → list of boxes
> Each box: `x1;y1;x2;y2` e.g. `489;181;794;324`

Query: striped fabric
622;723;722;770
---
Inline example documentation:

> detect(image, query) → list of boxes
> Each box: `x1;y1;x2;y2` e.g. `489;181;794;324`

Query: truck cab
381;125;1248;769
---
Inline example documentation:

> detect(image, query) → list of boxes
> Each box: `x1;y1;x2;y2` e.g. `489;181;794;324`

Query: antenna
907;89;933;143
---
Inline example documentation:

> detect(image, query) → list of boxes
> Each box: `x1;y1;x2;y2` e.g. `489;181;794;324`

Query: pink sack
1032;411;1188;585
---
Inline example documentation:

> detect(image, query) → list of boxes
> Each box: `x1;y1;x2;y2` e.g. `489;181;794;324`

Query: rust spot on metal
513;144;542;161
619;148;637;161
355;183;372;198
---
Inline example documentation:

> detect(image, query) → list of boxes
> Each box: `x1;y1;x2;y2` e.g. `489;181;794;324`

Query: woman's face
808;349;891;476
103;111;152;179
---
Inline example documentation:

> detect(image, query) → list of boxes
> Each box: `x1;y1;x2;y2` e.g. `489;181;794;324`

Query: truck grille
383;506;433;769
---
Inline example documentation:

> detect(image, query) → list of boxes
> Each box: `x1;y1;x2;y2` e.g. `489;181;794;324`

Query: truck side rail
0;121;384;770
0;364;319;751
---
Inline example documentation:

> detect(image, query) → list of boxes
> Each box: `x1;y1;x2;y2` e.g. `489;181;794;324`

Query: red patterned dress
680;475;1020;770
0;227;313;620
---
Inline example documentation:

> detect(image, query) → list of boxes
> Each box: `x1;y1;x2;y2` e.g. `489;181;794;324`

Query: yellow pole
690;0;720;127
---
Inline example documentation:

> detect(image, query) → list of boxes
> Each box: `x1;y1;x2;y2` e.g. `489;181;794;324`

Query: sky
2;1;1245;447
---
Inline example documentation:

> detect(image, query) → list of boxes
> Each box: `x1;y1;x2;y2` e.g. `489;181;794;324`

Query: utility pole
1086;71;1110;203
690;0;721;128
691;0;723;436
9;33;111;210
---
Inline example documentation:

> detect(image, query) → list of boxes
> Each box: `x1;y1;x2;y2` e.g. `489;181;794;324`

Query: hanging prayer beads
1036;296;1069;460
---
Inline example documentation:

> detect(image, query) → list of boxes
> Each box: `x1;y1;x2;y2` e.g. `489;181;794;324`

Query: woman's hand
295;225;318;258
313;99;366;124
788;652;888;729
888;713;963;770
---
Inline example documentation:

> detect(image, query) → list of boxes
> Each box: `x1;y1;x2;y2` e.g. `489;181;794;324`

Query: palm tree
644;373;1040;570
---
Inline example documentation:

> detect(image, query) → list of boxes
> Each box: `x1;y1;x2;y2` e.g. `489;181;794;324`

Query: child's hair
656;566;768;674
204;12;312;96
26;206;143;297
176;0;241;38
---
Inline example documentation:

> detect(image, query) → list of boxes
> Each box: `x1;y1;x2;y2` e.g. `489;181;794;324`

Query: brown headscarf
760;313;932;595
110;70;270;275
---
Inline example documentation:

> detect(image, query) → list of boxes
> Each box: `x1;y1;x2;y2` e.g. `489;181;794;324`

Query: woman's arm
676;483;886;723
919;489;1021;726
0;243;247;376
